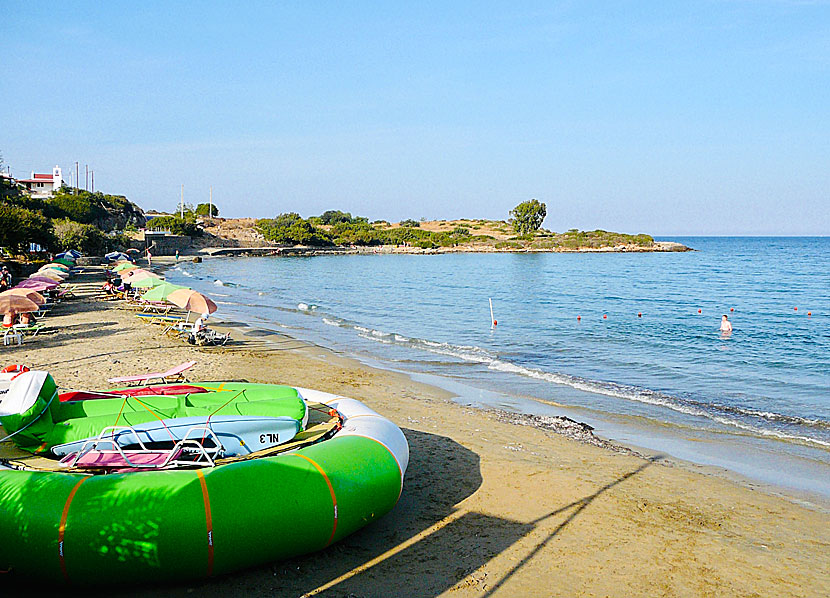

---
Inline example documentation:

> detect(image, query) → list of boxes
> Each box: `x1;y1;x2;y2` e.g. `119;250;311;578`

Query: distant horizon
3;2;828;235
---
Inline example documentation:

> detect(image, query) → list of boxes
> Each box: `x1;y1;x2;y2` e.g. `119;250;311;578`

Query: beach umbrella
123;270;159;283
39;268;70;277
67;250;82;258
105;251;132;262
141;283;189;302
1;288;45;305
52;257;75;267
126;248;141;254
16;279;59;291
32;271;66;282
42;263;70;271
113;263;138;272
0;294;39;315
167;289;217;316
30;272;66;283
132;276;166;289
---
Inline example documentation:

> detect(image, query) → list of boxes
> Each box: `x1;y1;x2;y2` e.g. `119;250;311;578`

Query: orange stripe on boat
197;469;214;577
295;454;338;545
58;476;90;583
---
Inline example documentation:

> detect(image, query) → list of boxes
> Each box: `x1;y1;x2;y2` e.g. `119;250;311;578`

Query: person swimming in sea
720;314;733;333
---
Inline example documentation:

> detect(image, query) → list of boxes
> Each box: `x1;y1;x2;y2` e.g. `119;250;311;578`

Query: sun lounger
12;323;45;337
107;360;197;386
56;285;77;299
2;329;23;346
135;313;183;325
127;301;172;314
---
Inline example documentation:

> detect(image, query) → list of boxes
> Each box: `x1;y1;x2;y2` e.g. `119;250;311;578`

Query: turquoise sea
164;237;830;499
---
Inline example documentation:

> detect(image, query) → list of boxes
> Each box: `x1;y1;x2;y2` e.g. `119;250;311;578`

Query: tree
195;203;219;217
52;219;109;254
319;210;352;225
510;199;547;235
146;215;200;236
0;204;54;252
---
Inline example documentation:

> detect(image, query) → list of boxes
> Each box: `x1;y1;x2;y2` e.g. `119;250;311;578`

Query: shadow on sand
101;432;659;598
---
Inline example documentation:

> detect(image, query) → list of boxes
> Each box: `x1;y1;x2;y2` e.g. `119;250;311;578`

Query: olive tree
510;199;547;235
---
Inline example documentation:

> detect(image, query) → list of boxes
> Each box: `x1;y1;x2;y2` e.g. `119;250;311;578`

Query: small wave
322;317;345;327
298;303;309;311
321;318;830;449
180;270;194;277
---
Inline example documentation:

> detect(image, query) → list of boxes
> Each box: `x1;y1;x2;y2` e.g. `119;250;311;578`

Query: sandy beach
4;268;828;598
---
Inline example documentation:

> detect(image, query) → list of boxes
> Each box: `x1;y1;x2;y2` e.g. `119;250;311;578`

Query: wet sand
5;268;829;597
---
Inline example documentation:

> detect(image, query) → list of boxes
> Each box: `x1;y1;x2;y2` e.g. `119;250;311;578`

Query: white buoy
489;297;497;327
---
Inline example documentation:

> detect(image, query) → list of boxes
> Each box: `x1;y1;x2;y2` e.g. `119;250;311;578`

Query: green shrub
52;219;110;254
0;203;54;252
399;219;420;228
146;215;199;236
256;213;332;246
195;203;219;217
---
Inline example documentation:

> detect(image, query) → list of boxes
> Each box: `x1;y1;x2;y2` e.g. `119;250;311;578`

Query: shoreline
195;240;692;257
157;255;830;505
8;267;828;596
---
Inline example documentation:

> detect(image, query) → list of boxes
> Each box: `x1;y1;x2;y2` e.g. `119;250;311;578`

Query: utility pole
85;164;88;191
91;170;94;192
180;184;184;218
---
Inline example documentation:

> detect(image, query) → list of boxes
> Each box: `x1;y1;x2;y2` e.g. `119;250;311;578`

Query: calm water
165;238;830;496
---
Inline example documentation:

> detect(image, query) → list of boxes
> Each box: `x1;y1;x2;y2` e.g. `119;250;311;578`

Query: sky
2;1;828;235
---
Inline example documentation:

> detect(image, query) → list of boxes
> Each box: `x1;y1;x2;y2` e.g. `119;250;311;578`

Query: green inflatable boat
0;370;409;586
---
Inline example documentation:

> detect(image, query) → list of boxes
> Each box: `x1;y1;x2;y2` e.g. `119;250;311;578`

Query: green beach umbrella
141;283;189;302
133;276;166;289
43;263;70;271
114;263;137;272
53;257;75;267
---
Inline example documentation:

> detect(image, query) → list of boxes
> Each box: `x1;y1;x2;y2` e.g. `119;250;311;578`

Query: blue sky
2;1;828;234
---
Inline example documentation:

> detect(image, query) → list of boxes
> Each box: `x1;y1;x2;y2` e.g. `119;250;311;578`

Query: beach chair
12;323;45;337
163;320;196;337
59;424;221;471
135;313;183;326
56;285;77;300
107;360;197;386
2;329;23;346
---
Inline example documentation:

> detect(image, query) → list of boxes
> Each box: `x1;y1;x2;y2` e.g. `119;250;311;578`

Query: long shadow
8;436;661;598
108;429;496;598
480;455;663;597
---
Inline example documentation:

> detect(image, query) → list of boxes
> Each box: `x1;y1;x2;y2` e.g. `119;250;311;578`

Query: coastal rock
492;410;646;457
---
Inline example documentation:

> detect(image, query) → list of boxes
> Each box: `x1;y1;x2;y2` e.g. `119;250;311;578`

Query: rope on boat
0;389;58;445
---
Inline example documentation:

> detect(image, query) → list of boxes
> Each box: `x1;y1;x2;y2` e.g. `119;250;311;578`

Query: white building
18;166;63;198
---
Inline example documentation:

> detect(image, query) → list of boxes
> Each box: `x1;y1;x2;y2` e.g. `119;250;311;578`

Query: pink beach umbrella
26;276;64;286
123;270;159;283
31;270;66;281
1;288;46;305
167;289;217;320
16;280;59;291
0;294;39;315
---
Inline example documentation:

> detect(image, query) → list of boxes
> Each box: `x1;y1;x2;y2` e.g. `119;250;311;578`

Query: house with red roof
18;166;63;198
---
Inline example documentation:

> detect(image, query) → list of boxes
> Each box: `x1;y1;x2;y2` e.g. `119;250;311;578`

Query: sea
164;237;830;500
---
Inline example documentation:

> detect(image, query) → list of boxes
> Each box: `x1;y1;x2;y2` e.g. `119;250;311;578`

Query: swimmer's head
722;315;728;320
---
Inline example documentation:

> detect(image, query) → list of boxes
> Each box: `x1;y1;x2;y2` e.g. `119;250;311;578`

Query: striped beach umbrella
141;283;189;302
1;288;46;305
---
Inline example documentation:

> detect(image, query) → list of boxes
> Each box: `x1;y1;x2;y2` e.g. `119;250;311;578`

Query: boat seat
61;448;184;469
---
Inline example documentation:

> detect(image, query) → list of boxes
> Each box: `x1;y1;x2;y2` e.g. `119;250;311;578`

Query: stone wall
144;233;191;256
